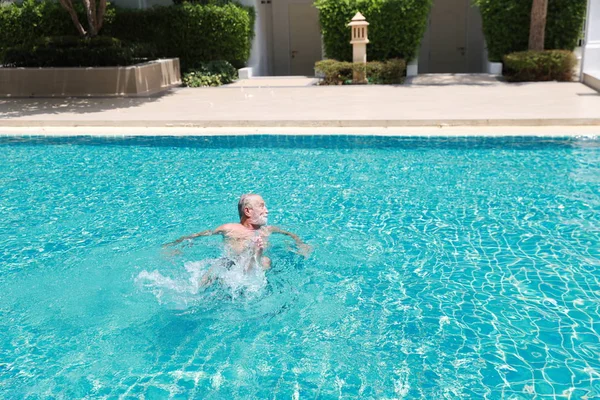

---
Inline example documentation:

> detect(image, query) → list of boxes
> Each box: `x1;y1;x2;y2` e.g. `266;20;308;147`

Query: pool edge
1;126;600;137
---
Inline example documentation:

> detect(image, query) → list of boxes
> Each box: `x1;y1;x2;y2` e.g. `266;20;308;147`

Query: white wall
583;0;600;76
238;0;268;76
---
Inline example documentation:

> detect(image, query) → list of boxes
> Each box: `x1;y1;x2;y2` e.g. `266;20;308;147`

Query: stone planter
486;61;503;75
583;72;600;92
0;58;181;98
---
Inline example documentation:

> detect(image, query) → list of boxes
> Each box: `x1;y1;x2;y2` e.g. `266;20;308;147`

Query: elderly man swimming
164;194;310;272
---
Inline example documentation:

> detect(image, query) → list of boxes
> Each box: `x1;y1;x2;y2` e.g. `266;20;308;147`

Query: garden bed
0;58;181;98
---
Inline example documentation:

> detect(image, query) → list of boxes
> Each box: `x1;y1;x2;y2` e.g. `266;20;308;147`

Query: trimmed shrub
315;0;431;62
0;0;115;60
182;60;238;87
2;36;154;67
315;58;406;85
503;50;576;82
373;58;405;84
315;59;353;85
474;0;586;62
105;2;255;71
0;0;254;71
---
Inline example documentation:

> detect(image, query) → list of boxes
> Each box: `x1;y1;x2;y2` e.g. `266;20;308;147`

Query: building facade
237;0;488;77
111;0;595;81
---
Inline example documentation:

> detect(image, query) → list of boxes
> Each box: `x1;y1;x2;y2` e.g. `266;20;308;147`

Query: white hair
238;193;259;220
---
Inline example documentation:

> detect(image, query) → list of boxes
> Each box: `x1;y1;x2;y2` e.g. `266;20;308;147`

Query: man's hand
253;236;265;250
296;243;312;257
269;226;312;258
162;247;183;257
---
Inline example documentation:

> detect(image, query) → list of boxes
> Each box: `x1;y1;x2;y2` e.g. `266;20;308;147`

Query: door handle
457;46;466;56
291;50;298;59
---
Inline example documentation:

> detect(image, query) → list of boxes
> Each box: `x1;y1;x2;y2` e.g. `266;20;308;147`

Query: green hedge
315;58;406;85
0;0;115;60
474;0;586;62
0;0;254;71
104;3;254;71
3;36;155;67
315;0;431;62
503;50;575;82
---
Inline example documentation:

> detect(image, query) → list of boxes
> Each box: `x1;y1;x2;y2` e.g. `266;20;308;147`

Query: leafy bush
105;2;255;71
182;60;238;87
315;58;406;85
0;0;254;71
0;0;116;61
2;36;154;67
315;0;431;62
315;59;353;85
474;0;586;62
372;58;405;84
183;73;224;87
503;50;576;82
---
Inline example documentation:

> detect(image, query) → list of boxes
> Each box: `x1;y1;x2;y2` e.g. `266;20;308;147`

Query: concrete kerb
1;119;600;128
2;126;600;137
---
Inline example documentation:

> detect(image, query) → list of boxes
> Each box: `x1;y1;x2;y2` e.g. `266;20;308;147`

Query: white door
428;0;468;73
288;3;322;76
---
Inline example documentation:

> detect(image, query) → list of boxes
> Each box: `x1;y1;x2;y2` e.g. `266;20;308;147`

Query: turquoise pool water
1;136;600;399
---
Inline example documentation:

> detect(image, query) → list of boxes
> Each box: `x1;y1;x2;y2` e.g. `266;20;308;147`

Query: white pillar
238;0;263;77
582;0;600;90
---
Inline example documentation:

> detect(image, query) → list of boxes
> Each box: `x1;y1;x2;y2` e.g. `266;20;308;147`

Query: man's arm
163;225;228;247
269;226;312;256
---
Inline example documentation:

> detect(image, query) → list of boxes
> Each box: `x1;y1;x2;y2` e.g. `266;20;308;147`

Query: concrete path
404;74;505;86
0;79;599;128
224;76;319;88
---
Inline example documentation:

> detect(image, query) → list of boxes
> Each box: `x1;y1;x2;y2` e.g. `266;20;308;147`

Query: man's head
238;194;268;227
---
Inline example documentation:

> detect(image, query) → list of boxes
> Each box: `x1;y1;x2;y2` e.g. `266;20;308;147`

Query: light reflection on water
0;136;599;399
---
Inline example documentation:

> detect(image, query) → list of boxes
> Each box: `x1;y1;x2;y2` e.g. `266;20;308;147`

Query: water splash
135;252;267;307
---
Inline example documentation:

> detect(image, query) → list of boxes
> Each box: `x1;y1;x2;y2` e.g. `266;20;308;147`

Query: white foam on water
439;315;451;328
135;251;268;306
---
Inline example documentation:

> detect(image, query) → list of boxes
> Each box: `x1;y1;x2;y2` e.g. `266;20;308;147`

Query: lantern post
348;12;369;84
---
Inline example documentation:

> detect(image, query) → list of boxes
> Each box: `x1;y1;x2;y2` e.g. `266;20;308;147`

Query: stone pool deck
1;78;600;135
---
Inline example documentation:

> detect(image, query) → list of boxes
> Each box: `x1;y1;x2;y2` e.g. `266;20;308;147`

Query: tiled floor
0;78;598;128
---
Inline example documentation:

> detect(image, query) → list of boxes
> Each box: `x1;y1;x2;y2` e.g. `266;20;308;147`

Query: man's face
247;196;268;226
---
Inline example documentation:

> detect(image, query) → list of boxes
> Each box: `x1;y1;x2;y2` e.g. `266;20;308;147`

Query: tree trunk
82;0;98;37
58;0;87;37
96;0;107;33
59;0;107;38
528;0;548;51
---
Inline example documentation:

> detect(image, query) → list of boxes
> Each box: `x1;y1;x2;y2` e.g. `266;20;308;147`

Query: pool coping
2;126;600;137
2;118;600;128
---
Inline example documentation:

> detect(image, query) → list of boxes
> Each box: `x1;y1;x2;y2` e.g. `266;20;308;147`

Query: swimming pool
1;135;599;399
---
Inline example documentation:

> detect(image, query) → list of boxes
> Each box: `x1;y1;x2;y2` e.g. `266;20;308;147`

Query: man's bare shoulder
214;223;245;234
214;222;253;236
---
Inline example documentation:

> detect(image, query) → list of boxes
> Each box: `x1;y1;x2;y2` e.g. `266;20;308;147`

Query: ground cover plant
182;60;238;87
